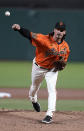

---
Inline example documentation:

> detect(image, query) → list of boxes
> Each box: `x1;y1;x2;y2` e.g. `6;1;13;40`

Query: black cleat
32;102;40;112
42;115;52;124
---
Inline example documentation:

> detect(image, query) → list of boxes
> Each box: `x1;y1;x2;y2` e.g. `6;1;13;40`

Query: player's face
54;29;66;39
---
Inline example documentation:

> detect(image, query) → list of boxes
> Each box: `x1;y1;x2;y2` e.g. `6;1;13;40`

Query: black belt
35;62;49;70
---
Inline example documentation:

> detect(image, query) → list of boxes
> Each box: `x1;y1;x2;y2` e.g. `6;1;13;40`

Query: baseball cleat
32;102;40;112
42;115;53;124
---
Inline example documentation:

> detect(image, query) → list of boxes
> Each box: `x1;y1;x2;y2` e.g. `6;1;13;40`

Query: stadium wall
0;8;84;61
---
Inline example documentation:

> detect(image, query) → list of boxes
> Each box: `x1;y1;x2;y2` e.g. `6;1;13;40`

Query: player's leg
29;59;45;111
42;70;58;123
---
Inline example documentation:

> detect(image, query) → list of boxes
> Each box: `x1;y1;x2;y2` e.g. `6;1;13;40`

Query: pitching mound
0;110;84;131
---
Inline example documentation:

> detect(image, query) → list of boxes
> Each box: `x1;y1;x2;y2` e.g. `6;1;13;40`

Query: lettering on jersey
45;48;67;57
45;48;58;57
60;48;67;55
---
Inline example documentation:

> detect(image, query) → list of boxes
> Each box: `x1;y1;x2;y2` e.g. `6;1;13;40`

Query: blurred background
0;0;84;110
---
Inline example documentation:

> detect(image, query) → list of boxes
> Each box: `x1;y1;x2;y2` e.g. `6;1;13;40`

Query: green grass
0;99;84;111
0;61;84;88
57;62;84;88
0;61;32;87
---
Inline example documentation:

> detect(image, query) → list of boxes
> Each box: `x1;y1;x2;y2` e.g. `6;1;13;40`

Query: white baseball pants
29;58;58;117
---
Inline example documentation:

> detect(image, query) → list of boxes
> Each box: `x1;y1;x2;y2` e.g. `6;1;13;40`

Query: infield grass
0;99;84;111
0;61;84;88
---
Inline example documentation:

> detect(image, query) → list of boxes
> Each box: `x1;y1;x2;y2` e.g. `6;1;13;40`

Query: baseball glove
53;61;66;72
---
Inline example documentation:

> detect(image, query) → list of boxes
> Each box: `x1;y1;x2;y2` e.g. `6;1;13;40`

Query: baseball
5;11;10;16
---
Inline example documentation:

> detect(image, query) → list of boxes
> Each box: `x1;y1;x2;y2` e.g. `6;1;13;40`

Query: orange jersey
30;32;70;69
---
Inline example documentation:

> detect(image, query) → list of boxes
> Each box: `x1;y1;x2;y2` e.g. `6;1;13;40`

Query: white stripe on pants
29;59;58;117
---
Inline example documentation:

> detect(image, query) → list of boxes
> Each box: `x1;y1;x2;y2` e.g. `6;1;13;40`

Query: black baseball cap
55;21;66;31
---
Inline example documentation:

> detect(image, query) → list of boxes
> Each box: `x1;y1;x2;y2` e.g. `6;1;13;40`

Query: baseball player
12;22;70;124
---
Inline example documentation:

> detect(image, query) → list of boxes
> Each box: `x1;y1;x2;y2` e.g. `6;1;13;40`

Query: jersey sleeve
30;32;47;47
18;28;31;40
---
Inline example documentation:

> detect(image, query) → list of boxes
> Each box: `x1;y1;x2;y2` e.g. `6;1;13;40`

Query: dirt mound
0;110;84;131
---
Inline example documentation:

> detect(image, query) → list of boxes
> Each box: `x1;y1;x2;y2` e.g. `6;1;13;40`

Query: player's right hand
12;24;20;31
